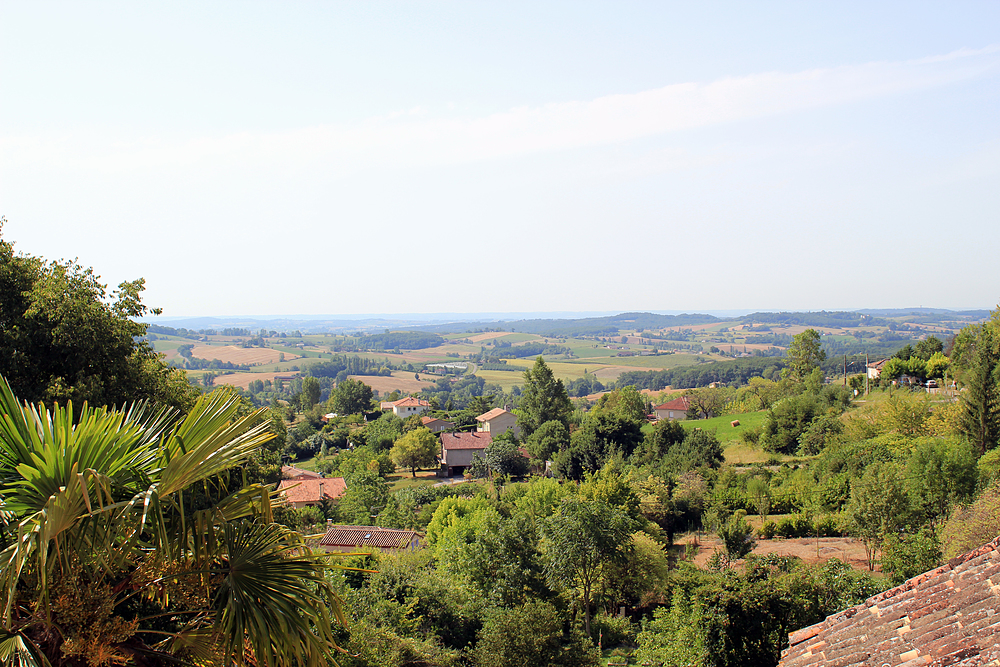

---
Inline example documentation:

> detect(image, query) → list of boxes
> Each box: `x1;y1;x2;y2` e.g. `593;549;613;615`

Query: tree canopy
517;357;573;436
0;219;196;411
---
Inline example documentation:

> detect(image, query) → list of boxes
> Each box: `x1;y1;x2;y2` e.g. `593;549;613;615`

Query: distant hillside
739;311;889;328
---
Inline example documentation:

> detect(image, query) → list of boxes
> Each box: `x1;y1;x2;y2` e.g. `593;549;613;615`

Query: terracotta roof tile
440;431;492;450
319;525;421;550
475;408;510;422
276;477;346;504
393;397;429;407
654;396;690;411
779;535;1000;667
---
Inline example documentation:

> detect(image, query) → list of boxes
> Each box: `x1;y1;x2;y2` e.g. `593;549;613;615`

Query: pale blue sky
2;2;998;316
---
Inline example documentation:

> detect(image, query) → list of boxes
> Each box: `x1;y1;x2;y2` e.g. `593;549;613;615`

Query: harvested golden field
189;345;300;365
350;372;436;395
468;331;517;343
210;372;300;389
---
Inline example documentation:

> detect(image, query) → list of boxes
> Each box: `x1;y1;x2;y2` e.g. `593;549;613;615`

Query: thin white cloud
2;46;997;176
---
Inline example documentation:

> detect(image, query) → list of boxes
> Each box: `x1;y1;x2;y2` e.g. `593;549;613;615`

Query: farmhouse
276;477;346;509
475;408;521;438
421;416;454;433
867;358;888;379
653;396;691;421
779;535;1000;666
384;396;431;417
318;525;422;554
440;431;492;477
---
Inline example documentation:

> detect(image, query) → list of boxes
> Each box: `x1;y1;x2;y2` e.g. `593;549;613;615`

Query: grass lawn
386;470;440;492
679;411;777;465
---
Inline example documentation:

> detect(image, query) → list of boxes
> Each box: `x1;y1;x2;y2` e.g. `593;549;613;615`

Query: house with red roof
318;525;422;554
475;408;521;438
276;477;347;509
439;431;492;476
653;396;691;421
779;535;1000;666
421;415;454;433
385;396;431;418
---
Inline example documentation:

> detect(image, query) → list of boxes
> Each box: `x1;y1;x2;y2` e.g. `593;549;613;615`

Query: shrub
592;613;638;647
758;520;777;539
776;514;813;538
812;514;842;537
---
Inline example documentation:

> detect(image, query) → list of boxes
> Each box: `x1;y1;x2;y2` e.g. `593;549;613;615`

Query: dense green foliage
0;221;196;411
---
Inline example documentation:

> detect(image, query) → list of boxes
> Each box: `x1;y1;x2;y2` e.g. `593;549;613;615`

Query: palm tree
0;375;345;667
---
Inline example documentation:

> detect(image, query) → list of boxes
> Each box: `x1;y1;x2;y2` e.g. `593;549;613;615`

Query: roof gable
654;396;690;411
780;536;1000;666
393;396;429;407
475;408;511;422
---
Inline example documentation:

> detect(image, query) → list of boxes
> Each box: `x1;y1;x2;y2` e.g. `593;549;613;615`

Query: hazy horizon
3;2;998;316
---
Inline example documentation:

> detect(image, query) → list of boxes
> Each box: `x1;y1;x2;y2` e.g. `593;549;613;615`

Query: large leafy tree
0;376;344;667
517;357;572;437
329;378;374;416
782;329;826;382
541;497;636;638
389;427;439;477
0;219;197;412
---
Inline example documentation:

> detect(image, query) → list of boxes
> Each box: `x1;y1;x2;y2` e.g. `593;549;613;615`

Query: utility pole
865;353;870;395
844;354;848;386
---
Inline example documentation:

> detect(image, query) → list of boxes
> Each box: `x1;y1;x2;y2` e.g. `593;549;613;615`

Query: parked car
926;379;938;388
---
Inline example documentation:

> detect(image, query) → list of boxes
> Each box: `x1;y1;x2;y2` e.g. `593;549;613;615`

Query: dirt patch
211;372;301;390
189;345;300;366
468;331;517;344
681;534;872;571
349;372;436;396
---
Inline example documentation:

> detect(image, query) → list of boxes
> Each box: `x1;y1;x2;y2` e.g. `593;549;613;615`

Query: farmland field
350;372;437;395
210;371;303;390
189;345;299;365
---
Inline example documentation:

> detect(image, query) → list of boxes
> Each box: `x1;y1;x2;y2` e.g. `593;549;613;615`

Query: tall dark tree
960;325;1000;455
517;357;573;436
0;219;196;411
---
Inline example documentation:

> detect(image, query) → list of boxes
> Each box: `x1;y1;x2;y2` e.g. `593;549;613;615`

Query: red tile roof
440;431;492;450
654;396;690;411
393;397;429;407
421;416;453;427
780;535;1000;666
319;525;421;550
276;477;346;504
475;408;511;422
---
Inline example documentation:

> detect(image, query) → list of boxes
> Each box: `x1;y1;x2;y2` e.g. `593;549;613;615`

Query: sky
1;2;998;318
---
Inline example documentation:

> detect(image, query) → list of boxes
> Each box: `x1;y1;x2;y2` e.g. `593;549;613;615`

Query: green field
678;411;774;464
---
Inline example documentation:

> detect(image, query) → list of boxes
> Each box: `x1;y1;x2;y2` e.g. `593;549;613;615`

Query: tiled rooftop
780;535;1000;667
319;525;421;550
440;431;492;450
276;477;346;504
475;408;510;422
